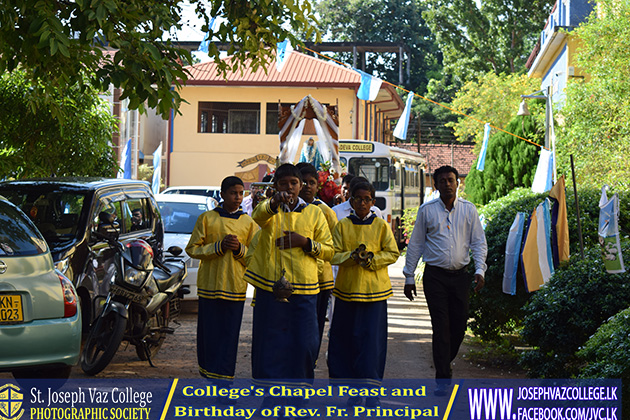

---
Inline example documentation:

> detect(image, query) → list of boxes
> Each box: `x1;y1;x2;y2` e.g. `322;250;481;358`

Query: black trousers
422;264;472;381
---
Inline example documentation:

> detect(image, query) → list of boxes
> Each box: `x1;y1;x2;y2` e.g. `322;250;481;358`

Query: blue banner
476;123;491;171
117;138;132;179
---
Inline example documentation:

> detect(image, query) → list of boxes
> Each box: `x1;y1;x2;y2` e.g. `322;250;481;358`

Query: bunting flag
598;186;625;274
393;91;414;140
356;70;383;101
276;39;294;72
503;212;527;295
531;148;554;193
521;200;554;292
549;175;569;268
152;143;162;195
117;138;132;179
476;123;491;171
197;18;216;54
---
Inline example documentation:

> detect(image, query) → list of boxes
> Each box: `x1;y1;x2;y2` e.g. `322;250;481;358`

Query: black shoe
365;396;380;407
434;384;449;397
346;396;363;407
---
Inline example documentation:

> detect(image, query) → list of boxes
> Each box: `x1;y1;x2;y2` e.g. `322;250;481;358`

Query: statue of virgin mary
298;137;324;170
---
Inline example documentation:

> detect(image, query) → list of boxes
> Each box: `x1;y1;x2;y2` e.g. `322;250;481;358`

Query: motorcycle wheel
135;307;167;361
80;310;126;375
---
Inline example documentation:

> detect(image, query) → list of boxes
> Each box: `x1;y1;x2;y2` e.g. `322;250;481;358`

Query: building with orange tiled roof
165;51;406;187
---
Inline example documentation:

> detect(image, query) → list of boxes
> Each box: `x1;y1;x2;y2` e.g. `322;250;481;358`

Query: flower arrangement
317;161;345;206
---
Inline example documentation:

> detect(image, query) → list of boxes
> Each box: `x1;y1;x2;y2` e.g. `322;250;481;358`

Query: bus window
348;157;390;191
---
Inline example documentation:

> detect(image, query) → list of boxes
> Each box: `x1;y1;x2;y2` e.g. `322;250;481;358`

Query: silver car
156;193;218;298
0;197;81;379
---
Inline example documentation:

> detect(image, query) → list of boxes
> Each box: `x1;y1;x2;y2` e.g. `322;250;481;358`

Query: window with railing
198;102;260;134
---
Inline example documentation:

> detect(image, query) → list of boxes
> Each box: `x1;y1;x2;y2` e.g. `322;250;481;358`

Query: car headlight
56;257;70;275
123;267;149;287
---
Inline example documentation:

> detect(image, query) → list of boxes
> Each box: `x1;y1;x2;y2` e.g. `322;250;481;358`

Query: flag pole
570;154;585;259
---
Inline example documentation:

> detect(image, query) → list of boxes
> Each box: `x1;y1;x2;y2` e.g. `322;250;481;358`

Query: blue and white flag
276;39;294;72
599;186;625;273
117;138;132;179
531;147;554;193
393;91;414;140
152;143;162;195
503;212;527;295
476;123;491;171
521;200;554;292
197;17;216;54
356;70;383;101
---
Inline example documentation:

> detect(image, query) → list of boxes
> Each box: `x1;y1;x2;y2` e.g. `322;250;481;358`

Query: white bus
339;140;426;245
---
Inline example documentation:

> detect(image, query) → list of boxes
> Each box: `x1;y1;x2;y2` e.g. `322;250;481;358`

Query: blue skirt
251;288;319;388
197;297;245;383
327;299;388;387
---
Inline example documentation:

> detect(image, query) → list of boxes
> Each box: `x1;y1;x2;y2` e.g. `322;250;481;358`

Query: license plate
0;295;24;323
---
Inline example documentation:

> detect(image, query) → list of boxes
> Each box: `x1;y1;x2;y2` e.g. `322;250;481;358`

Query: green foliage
402;206;419;240
0;0;318;120
422;0;554;82
557;0;630;190
520;244;630;378
578;307;630;414
448;72;544;144
470;186;630;344
464;115;543;205
0;71;117;179
579;307;630;378
315;0;440;94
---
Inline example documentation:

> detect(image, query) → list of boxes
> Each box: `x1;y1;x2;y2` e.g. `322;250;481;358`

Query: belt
426;264;468;275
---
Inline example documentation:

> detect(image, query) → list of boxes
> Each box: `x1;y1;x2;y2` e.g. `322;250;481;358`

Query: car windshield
0;189;87;244
0;201;48;256
158;202;210;234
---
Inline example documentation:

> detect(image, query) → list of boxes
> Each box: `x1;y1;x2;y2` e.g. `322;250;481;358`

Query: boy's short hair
296;162;319;180
342;174;355;185
349;176;370;190
350;181;375;198
433;165;459;184
221;176;244;193
274;163;303;184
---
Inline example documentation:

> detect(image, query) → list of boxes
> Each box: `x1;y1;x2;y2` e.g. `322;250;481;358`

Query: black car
0;178;164;328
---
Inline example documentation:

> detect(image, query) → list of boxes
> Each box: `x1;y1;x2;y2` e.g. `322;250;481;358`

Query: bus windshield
348;157;390;191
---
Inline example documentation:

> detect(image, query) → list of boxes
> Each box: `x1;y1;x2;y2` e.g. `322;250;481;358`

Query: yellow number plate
0;295;24;323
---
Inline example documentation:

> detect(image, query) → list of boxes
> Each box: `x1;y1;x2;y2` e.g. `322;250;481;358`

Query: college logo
0;384;24;420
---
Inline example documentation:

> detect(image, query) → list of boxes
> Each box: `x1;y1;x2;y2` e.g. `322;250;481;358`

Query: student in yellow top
244;163;333;390
296;162;337;355
185;176;258;389
328;180;400;407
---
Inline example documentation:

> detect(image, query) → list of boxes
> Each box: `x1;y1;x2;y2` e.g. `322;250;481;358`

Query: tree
422;0;554;82
448;72;543;144
558;0;630;189
315;0;440;94
0;0;318;120
464;114;543;205
0;71;117;179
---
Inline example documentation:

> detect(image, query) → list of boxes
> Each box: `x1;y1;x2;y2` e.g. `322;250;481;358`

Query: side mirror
167;246;183;257
390;165;396;180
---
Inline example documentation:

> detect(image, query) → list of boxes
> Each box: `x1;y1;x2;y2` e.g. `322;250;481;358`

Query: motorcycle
80;212;188;375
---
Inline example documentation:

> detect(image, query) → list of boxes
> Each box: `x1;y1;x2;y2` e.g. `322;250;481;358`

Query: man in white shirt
403;165;487;395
